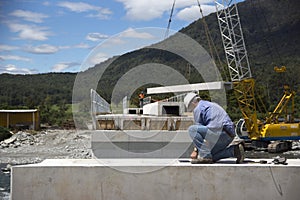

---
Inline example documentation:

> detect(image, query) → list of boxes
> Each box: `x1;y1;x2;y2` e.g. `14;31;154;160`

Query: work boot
190;147;198;159
191;157;213;164
234;143;245;164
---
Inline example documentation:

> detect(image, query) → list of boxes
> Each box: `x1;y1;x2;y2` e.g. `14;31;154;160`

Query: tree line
0;0;299;126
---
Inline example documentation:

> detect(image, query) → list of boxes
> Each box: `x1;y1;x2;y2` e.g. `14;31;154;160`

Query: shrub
0;126;12;141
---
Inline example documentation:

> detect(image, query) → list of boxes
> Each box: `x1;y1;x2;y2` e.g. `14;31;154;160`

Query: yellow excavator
215;0;299;152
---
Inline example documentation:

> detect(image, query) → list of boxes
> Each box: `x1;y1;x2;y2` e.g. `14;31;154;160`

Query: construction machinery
215;0;299;152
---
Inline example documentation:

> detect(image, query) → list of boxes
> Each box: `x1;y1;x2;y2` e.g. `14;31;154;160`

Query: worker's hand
190;147;198;159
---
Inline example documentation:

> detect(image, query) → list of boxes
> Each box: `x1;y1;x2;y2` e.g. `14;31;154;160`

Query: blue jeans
188;125;234;162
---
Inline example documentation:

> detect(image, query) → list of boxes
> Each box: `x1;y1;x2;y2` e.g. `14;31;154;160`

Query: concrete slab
11;159;300;200
91;130;194;158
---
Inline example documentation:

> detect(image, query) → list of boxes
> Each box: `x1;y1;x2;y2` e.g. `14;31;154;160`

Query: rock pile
0;131;39;149
0;130;92;164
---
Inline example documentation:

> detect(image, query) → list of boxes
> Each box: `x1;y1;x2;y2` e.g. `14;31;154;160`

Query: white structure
143;101;185;116
11;159;300;200
146;81;231;94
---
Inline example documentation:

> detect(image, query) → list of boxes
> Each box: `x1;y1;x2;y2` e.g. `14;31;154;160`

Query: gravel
0;129;92;165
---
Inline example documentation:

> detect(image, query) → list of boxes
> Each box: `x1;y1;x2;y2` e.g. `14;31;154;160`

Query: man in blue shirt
184;92;244;164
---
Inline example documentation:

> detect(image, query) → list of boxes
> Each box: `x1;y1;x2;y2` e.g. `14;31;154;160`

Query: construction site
7;0;300;199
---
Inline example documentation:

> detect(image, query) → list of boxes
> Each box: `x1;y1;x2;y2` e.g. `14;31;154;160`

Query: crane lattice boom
215;0;251;81
215;0;259;137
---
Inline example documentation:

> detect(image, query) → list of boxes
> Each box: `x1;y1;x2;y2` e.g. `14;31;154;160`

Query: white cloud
99;28;156;50
116;0;173;21
0;54;31;62
111;37;127;44
0;44;19;51
100;28;155;47
58;1;112;19
176;4;215;21
120;28;155;39
58;1;97;12
176;0;213;7
52;62;80;72
86;33;109;41
24;43;91;54
74;43;91;49
7;22;51;41
9;10;48;23
116;0;214;21
43;1;50;6
24;44;59;54
88;52;110;66
0;64;37;74
52;63;69;72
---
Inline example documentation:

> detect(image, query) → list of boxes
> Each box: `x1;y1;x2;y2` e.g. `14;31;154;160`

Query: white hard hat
184;92;197;109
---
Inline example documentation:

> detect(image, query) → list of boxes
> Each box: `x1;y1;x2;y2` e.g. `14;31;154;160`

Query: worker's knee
188;125;208;139
188;125;198;138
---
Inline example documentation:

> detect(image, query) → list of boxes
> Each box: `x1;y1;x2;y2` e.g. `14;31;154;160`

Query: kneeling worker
184;92;245;164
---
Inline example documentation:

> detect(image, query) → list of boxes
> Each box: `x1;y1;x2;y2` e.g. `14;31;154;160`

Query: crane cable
196;0;229;81
165;0;176;39
197;0;214;61
165;0;229;80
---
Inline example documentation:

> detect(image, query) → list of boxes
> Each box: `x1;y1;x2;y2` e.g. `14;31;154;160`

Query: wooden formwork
145;117;170;130
97;119;116;130
122;118;145;130
96;114;194;131
172;117;194;130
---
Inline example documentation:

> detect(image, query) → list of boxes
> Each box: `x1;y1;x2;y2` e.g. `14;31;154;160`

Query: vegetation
0;73;75;126
0;0;299;125
0;126;12;141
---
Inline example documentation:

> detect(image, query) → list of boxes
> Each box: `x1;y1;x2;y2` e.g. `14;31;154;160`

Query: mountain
1;0;299;121
181;0;299;87
80;0;299;109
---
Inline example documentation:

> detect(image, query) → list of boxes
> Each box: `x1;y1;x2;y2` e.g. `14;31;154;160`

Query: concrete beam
147;81;232;94
91;130;194;158
11;159;300;200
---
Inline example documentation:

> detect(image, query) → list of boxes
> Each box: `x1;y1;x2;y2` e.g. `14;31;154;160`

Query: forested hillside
0;73;75;107
1;0;299;124
181;0;299;102
0;73;76;126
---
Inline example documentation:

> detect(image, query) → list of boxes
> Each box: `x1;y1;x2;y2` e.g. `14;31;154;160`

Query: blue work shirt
193;100;235;136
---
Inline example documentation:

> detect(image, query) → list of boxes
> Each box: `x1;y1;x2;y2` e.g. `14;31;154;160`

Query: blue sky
0;0;244;74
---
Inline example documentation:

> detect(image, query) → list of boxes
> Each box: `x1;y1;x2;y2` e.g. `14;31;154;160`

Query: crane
214;0;299;152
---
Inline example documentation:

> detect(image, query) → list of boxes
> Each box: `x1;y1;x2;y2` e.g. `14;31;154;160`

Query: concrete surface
11;158;300;200
91;130;194;158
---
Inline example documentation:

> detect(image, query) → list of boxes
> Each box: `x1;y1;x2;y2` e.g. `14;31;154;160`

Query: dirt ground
0;129;92;165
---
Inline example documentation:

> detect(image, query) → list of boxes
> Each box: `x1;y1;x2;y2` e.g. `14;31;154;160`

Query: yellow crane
215;0;299;152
